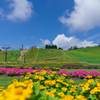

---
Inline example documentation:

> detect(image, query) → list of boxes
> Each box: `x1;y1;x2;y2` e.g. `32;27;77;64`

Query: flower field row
61;65;100;69
0;68;100;79
1;64;100;70
0;70;100;100
0;65;60;71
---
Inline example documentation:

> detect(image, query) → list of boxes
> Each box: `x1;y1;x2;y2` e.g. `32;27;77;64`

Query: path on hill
33;48;39;62
61;50;72;59
17;49;28;60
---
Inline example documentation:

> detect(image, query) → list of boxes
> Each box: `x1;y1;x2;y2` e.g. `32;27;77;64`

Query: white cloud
38;39;51;48
0;8;4;18
24;45;29;49
7;0;33;21
53;34;98;50
59;0;100;32
86;33;100;40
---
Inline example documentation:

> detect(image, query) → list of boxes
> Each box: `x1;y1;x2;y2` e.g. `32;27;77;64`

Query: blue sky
0;0;100;50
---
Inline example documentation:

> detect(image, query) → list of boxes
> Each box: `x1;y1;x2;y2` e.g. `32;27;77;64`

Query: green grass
0;46;100;66
63;46;100;63
24;48;39;61
0;76;23;89
0;50;22;62
7;50;22;62
0;76;85;90
34;49;64;61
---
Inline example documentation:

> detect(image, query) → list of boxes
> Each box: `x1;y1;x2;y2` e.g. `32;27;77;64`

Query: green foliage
45;44;57;49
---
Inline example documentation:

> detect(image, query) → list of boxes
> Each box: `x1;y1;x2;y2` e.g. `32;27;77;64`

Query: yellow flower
35;72;40;74
39;85;46;89
69;88;76;93
70;79;74;83
21;75;24;78
87;79;94;83
60;95;74;100
64;82;69;86
50;89;56;93
78;83;84;87
24;80;30;86
51;80;56;85
46;91;55;98
95;87;100;92
97;82;100;87
33;70;36;73
90;89;96;94
56;79;63;83
58;92;65;97
24;76;29;80
0;86;4;89
71;85;77;90
62;74;67;77
36;81;40;83
50;74;54;77
44;80;49;84
6;87;33;100
41;71;46;75
34;75;39;80
27;72;31;75
61;87;67;91
55;84;59;88
82;86;89;91
86;75;92;78
76;95;87;100
39;76;45;80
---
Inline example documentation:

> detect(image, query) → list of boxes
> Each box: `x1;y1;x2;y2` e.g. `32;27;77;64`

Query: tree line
45;44;63;50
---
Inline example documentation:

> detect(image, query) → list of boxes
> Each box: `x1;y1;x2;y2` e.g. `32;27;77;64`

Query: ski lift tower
2;45;10;62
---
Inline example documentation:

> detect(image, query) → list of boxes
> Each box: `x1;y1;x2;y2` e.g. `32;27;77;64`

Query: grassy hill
0;50;22;62
0;46;100;65
63;46;100;63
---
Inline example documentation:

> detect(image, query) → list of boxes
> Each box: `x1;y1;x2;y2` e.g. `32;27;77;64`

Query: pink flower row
57;69;100;78
0;68;100;78
0;68;35;75
0;68;50;75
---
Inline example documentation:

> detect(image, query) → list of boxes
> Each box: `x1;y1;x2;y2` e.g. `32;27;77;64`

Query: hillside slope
0;46;100;64
63;46;100;63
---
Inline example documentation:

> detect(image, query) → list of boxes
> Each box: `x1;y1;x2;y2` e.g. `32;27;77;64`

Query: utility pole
2;46;10;62
23;52;26;63
22;44;23;50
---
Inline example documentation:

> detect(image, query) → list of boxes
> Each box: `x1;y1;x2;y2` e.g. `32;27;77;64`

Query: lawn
0;76;23;89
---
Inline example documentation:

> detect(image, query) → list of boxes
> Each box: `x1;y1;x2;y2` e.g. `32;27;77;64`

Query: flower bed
0;70;100;100
0;65;60;71
61;65;100;69
57;70;100;79
0;68;100;79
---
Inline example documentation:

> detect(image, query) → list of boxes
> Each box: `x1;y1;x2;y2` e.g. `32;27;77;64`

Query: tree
58;47;63;50
73;46;78;50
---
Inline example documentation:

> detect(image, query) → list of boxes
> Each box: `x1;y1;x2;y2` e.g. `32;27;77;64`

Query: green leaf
84;78;87;82
93;94;99;100
40;89;47;97
33;82;40;95
90;82;97;86
47;96;59;100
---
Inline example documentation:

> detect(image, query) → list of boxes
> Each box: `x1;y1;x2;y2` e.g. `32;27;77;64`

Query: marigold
58;92;65;97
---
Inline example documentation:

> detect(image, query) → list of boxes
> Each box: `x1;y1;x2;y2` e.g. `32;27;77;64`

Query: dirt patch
17;50;28;60
10;57;15;60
